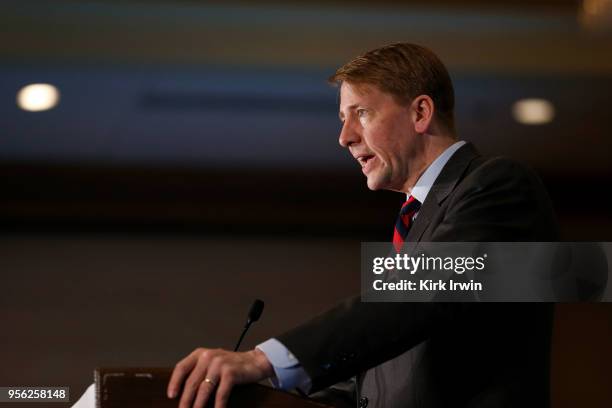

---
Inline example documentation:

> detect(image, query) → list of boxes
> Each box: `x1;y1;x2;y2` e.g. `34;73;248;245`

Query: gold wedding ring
204;378;217;387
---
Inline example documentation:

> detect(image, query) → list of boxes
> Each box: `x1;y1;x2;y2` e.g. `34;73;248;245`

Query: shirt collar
409;140;466;204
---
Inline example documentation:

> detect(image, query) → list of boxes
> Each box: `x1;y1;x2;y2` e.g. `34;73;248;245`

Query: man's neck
402;135;457;194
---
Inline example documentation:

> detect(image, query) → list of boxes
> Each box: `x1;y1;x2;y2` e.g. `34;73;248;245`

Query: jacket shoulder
435;155;559;241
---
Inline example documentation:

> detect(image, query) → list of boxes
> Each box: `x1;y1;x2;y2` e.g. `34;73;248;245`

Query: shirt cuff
256;338;312;393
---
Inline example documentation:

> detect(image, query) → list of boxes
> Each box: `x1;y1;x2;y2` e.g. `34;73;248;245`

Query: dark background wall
0;236;362;406
1;1;611;407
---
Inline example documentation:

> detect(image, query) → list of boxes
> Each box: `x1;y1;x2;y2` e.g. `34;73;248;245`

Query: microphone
233;299;265;351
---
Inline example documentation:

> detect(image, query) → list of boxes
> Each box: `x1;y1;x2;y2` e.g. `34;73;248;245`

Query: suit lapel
406;142;480;243
405;197;437;243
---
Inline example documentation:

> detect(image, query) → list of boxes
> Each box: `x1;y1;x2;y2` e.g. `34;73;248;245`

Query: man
167;43;558;408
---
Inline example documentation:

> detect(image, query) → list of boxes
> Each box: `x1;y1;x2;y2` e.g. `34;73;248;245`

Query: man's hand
167;348;274;408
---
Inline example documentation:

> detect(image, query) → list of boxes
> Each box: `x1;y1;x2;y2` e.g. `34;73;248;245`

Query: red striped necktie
392;195;422;252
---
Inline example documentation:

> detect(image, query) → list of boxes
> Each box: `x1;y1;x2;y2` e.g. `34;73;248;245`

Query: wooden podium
95;368;332;408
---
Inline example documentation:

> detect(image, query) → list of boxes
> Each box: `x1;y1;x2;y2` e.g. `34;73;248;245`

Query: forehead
339;82;379;104
338;82;402;116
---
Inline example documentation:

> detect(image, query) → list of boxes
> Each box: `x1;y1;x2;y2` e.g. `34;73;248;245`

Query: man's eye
357;109;368;126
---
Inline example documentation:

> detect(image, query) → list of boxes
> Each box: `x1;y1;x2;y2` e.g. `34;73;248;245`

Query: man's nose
338;119;361;148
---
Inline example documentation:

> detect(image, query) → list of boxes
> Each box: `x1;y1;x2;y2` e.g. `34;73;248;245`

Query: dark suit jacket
277;143;559;408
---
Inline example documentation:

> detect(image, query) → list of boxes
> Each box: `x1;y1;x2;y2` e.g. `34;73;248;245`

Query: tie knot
399;196;421;216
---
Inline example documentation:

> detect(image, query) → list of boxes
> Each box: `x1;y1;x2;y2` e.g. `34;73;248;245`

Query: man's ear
411;95;435;134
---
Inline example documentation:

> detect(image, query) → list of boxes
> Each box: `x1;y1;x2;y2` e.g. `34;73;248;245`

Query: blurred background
1;1;611;407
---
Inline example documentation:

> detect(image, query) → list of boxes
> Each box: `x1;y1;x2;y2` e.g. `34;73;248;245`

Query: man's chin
366;177;384;191
366;173;399;192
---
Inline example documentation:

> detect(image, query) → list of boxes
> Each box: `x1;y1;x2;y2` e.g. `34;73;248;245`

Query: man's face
338;82;423;192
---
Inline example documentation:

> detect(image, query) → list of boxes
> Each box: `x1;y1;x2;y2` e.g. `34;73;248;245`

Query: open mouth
358;155;375;167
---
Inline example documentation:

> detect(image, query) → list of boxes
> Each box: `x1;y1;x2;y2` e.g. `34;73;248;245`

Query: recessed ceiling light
580;0;612;31
512;98;555;125
16;83;61;112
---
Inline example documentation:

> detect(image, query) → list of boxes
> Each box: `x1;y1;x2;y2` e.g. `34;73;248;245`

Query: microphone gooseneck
234;299;265;351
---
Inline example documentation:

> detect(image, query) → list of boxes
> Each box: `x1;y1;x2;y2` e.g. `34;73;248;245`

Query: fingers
168;347;272;408
168;348;201;399
179;350;213;408
193;377;219;408
214;374;234;408
192;357;221;408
